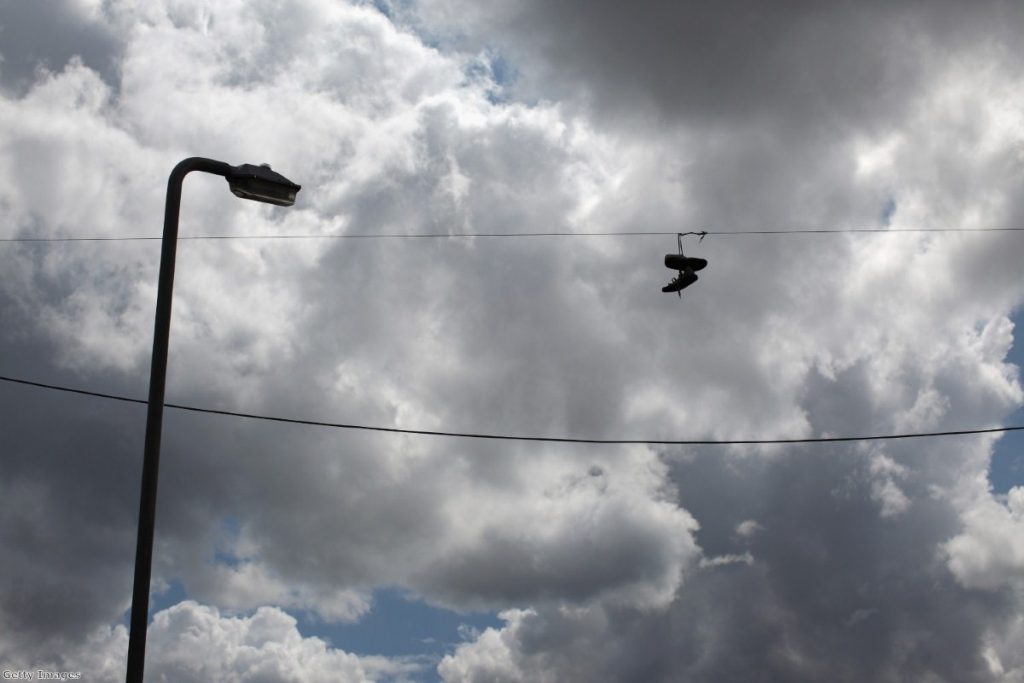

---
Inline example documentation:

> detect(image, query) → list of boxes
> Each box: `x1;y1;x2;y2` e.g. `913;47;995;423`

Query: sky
1;1;1023;681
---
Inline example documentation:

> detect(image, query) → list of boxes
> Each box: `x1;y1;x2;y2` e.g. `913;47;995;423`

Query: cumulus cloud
404;1;1024;681
0;0;702;674
139;601;424;682
1;0;1023;681
946;486;1024;591
1;602;424;683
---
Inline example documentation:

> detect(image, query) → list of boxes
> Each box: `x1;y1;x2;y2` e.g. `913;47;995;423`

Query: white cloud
735;519;763;538
411;449;700;610
438;611;533;683
945;486;1024;592
187;559;372;623
982;608;1024;682
699;552;754;569
1;601;423;682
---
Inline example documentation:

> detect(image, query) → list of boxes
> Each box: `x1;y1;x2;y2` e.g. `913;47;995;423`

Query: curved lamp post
126;158;300;683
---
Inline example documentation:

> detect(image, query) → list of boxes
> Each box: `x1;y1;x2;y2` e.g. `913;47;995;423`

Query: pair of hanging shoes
663;232;708;296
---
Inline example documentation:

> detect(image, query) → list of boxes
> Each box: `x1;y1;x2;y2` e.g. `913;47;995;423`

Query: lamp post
125;158;301;683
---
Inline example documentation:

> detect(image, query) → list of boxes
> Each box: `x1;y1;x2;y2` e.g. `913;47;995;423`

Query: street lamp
125;157;300;683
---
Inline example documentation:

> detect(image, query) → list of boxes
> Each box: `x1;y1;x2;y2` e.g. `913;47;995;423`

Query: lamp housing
227;163;301;206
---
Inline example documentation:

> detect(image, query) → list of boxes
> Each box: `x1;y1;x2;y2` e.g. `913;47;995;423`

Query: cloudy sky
1;0;1023;681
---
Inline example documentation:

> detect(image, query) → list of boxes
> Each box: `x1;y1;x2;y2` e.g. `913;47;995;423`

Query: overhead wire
3;225;1022;445
2;226;1024;243
1;374;1021;446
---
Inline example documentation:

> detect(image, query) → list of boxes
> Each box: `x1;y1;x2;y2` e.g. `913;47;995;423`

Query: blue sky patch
880;197;897;226
989;307;1024;494
296;588;500;659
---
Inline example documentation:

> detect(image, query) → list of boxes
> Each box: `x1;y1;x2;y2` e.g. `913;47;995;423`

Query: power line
2;374;1020;446
2;227;1024;243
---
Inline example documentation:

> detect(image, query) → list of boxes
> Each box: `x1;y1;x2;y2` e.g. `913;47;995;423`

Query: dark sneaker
662;269;698;292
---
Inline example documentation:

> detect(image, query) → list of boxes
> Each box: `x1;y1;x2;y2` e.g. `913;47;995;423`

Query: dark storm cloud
0;290;141;661
0;0;121;93
411;0;1023;135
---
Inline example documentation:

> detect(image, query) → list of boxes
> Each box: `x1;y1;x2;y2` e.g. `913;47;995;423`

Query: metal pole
126;157;231;683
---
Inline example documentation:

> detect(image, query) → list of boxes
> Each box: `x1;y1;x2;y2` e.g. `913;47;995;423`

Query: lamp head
227;163;301;207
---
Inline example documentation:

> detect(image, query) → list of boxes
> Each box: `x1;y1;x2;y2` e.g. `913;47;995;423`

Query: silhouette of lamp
126;158;300;683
